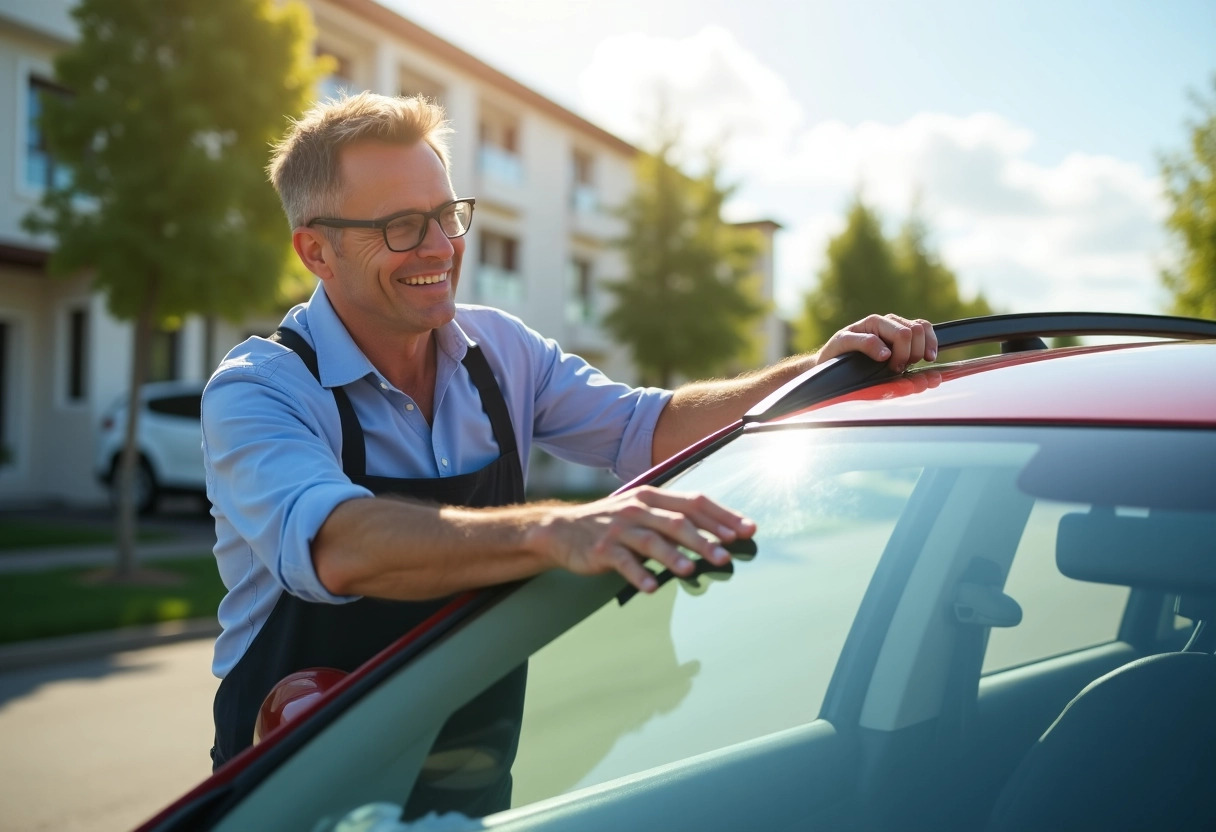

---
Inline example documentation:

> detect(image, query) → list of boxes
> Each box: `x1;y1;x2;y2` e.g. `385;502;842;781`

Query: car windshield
507;423;1213;805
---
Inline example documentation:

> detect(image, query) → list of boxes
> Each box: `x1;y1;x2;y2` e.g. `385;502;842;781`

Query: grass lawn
0;556;223;644
0;518;172;551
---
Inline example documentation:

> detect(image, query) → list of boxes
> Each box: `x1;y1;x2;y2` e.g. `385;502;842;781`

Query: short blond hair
268;91;453;230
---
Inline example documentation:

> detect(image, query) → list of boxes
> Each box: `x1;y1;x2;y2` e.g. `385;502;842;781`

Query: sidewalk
0;500;215;571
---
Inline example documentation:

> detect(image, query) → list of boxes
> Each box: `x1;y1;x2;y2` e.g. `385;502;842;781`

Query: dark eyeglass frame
306;198;476;253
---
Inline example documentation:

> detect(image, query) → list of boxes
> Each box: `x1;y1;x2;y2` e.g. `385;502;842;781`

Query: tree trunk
114;279;159;577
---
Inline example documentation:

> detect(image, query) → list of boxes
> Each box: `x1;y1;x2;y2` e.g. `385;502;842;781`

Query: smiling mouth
400;271;448;286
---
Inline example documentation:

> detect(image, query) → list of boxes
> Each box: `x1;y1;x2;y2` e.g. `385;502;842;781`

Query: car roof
776;339;1216;429
740;313;1216;431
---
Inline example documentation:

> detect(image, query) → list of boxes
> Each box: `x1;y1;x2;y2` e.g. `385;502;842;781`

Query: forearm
649;313;940;465
312;496;554;600
651;352;817;464
311;486;759;601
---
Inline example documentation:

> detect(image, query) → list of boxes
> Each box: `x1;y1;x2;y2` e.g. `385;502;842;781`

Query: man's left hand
818;314;938;374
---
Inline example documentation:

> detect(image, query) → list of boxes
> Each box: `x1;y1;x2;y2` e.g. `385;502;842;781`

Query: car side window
509;431;921;808
982;499;1131;673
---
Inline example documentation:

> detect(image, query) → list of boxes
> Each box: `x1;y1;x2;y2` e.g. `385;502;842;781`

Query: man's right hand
525;486;756;594
314;487;755;600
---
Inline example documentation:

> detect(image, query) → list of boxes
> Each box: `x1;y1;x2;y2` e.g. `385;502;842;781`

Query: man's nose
415;218;455;257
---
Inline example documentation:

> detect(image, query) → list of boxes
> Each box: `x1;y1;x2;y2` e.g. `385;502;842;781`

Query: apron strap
460;343;518;456
270;328;366;476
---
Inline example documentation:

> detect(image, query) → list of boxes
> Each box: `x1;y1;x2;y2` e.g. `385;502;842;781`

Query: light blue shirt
203;284;672;677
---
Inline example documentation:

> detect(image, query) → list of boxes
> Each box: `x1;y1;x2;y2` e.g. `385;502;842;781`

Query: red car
138;312;1216;832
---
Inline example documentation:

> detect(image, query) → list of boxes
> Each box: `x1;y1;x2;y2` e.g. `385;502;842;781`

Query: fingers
557;488;756;595
823;314;937;373
818;330;890;365
885;315;920;373
630;487;756;546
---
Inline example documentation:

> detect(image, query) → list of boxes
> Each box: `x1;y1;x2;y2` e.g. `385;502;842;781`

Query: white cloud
578;27;1174;316
772;212;848;311
579;26;802;166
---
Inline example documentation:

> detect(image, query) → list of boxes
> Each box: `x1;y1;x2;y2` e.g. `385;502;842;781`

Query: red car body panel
777;342;1216;428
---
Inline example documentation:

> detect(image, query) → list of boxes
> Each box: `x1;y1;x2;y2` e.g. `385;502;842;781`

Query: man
203;92;936;811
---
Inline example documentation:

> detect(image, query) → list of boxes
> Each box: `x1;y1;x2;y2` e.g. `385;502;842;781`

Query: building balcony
478;145;525;210
569;186;620;241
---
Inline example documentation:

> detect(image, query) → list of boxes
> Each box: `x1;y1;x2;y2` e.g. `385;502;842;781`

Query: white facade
0;0;780;506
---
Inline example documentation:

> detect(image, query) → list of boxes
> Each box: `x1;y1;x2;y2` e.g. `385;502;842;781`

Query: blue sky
382;0;1215;316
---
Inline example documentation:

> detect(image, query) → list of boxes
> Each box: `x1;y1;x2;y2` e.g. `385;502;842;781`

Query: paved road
0;503;219;831
0;637;217;832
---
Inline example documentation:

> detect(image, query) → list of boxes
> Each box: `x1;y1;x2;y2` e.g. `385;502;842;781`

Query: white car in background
94;380;207;514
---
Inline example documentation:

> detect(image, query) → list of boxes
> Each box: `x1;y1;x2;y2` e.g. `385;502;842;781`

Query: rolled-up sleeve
511;320;673;483
203;352;371;604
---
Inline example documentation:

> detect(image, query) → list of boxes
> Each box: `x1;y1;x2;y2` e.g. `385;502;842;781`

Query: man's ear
293;227;337;282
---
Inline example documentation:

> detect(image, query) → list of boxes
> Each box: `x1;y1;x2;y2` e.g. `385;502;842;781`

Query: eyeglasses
306;198;476;253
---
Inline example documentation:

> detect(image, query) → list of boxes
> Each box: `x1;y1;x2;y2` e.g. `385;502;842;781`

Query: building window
566;258;594;324
481;118;518;153
478;231;522;305
317;51;356;101
26;77;73;191
479;113;523;185
571;149;598;214
66;308;88;402
148;328;180;382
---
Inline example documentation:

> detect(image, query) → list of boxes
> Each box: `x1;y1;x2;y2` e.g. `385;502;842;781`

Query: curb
0;617;221;672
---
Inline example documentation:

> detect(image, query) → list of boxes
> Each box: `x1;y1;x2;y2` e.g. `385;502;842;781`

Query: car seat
984;509;1216;832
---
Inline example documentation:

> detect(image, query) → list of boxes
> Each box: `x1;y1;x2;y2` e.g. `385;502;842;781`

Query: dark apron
211;328;527;819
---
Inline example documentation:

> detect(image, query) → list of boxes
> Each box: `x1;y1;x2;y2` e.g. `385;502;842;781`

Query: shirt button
379;382;388;390
440;458;449;467
405;403;415;412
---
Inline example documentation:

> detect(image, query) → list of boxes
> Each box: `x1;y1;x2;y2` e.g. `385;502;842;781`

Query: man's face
323;140;465;340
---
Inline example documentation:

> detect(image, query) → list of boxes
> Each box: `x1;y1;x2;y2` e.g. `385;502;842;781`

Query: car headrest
1057;510;1216;594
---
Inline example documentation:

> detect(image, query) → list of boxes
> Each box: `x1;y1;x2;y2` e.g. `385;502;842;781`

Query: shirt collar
288;283;474;389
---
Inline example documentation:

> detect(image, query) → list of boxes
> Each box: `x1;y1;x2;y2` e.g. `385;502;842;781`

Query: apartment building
0;0;779;506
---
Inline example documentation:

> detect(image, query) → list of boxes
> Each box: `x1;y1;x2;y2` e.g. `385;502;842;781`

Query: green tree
893;214;993;324
796;194;995;356
23;0;325;578
1161;75;1216;319
603;136;767;388
795;197;902;351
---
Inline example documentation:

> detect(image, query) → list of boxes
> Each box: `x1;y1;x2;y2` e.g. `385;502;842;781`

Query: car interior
983;509;1216;832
